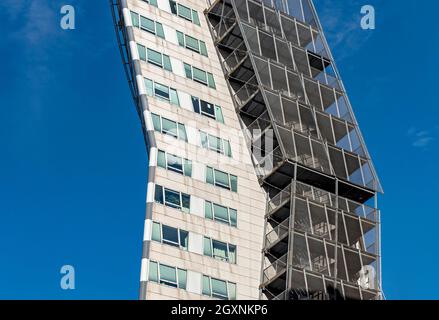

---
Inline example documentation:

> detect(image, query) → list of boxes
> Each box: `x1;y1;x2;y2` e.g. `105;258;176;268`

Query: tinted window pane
154;185;163;203
204;201;213;219
155;83;169;100
215;170;229;188
201;101;215;118
160;264;177;286
164;189;180;208
213;204;229;223
167;154;183;173
211;278;228;299
162;225;179;246
162;118;177;136
149;261;158;282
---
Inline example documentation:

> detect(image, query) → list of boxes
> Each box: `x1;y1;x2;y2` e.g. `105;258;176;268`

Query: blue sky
0;0;437;299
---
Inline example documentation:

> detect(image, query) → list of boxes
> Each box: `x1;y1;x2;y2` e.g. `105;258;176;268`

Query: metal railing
222;43;248;74
232;75;260;107
265;218;289;248
263;253;288;283
267;184;291;215
245;111;272;142
254;145;285;177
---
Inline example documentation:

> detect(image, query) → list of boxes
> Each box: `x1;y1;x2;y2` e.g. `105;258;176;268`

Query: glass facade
206;0;382;300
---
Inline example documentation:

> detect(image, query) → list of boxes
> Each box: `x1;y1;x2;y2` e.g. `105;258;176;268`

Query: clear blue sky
0;0;437;299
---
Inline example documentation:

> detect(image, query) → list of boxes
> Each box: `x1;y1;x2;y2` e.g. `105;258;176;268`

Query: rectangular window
146;48;172;71
140;16;155;33
178;4;192;21
155;22;165;38
177;268;187;289
137;44;146;61
165;188;181;208
185;35;199;52
168;1;200;25
151;114;187;142
151;222;189;251
191;97;224;123
206;167;238;192
192;10;200;26
132;11;165;39
162;118;178;137
145;78;154;97
193;67;207;85
131;11;139;28
176;32;208;57
149;261;159;282
199;131;232;157
155;82;170;100
202;276;236;300
142;0;158;7
203;237;236;264
159;264;177;287
204;201;238;227
154;184;191;213
200;42;208;56
157;150;192;177
183;63;215;89
211;278;228;299
151;222;161;242
162;224;180;247
207;73;216;89
144;78;180;106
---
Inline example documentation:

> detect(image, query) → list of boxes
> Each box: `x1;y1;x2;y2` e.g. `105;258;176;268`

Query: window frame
176;31;208;57
199;131;232;157
157;150;192;177
203;236;237;264
154;185;191;213
191;97;224;123
144;78;180;106
152;222;189;250
169;0;201;26
206;167;238;192
149;261;187;290
183;63;216;89
204;201;238;227
202;276;236;300
146;48;172;71
151;113;188;142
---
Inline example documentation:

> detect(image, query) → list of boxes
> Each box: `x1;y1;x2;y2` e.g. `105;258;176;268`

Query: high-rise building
111;0;383;300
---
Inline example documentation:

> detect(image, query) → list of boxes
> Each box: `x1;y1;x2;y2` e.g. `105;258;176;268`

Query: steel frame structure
205;0;383;300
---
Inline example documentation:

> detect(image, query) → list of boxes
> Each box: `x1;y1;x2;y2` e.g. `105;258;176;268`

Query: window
200;131;232;157
154;83;170;100
137;44;146;61
151;222;189;250
131;11;165;38
154;185;191;213
202;276;236;300
144;78;180;106
140;16;155;33
131;11;139;28
148;261;187;289
205;201;237;227
206;167;238;192
203;237;236;264
169;1;200;26
183;63;216;89
191;97;224;123
157;150;192;176
151;114;187;142
146;48;172;71
176;31;208;57
142;0;158;7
